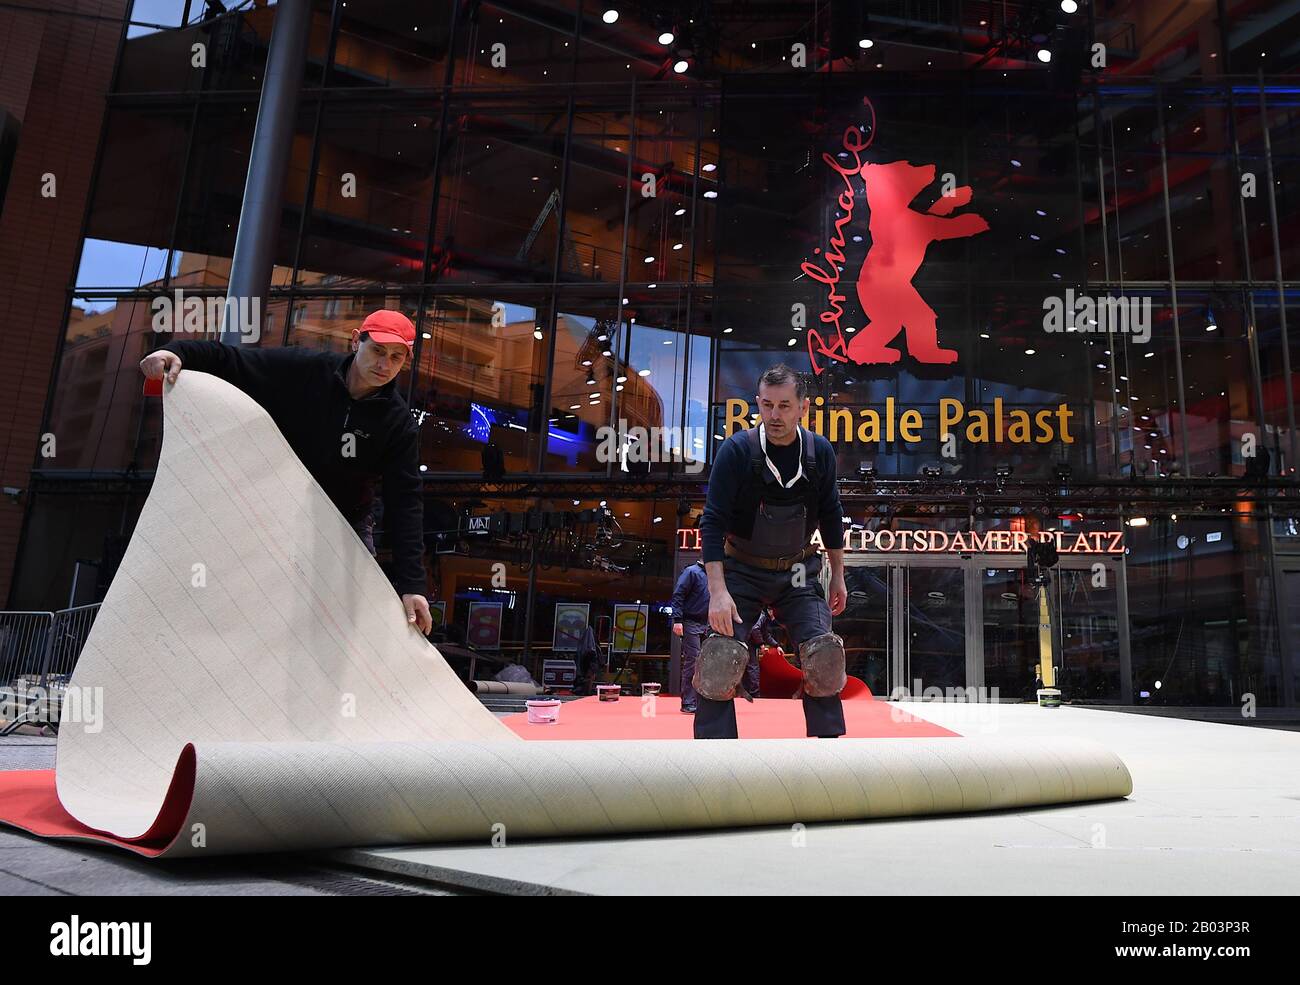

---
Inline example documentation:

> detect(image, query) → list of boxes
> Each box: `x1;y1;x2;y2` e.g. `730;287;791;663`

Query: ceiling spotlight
702;163;717;172
673;59;689;73
1060;0;1078;12
1037;48;1052;63
532;328;543;340
674;207;686;216
602;9;618;24
703;190;717;198
858;38;874;49
658;31;674;45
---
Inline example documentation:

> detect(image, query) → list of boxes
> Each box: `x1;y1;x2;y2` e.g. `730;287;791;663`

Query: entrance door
980;565;1040;701
902;565;967;694
839;560;966;697
843;553;1127;702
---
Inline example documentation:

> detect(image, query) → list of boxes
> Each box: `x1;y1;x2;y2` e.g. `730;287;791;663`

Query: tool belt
724;538;818;571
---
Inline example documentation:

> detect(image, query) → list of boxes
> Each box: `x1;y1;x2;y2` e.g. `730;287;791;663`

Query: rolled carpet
0;372;1132;857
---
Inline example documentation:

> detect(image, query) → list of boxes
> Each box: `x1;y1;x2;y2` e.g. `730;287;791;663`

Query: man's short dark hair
757;363;808;401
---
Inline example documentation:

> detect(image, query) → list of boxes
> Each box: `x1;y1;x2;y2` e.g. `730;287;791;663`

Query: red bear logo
847;161;989;365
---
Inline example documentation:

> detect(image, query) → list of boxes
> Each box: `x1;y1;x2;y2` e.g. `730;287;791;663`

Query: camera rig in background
451;506;629;574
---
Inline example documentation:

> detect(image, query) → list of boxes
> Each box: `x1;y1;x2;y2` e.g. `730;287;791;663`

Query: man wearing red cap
138;309;433;633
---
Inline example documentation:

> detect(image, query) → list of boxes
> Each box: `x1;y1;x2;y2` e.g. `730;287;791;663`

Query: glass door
980;566;1040;701
1053;562;1122;701
902;565;967;694
839;562;891;697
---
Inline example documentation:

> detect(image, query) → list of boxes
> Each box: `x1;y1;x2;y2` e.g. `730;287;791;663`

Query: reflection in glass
1054;567;1121;702
839;564;890;696
981;568;1038;701
412;297;545;474
905;566;965;691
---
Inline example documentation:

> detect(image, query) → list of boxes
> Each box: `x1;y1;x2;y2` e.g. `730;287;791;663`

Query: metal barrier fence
0;604;101;734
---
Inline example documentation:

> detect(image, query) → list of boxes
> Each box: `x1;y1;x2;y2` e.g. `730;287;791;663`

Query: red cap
360;309;416;347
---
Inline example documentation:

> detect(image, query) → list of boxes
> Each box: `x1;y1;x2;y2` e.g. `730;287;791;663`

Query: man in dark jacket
138;309;432;633
694;363;848;739
671;560;710;712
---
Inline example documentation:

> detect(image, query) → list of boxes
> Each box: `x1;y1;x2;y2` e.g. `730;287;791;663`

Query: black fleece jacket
161;340;427;596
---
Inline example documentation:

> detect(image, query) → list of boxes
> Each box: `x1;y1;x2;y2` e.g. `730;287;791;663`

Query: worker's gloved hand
708;589;743;636
403;594;433;634
139;350;182;384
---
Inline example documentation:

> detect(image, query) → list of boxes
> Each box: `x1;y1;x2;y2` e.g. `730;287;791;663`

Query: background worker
138;309;433;633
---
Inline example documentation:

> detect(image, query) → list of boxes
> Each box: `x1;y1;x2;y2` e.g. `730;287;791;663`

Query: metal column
221;0;312;345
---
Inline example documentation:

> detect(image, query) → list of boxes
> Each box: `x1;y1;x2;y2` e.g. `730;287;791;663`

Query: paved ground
0;733;514;896
4;704;1297;895
341;703;1300;895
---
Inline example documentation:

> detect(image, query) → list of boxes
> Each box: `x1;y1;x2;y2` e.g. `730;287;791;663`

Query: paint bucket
641;682;661;697
525;698;562;724
596;684;621;702
1037;688;1062;708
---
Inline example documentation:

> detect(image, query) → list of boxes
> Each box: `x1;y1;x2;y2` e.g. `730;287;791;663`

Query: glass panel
981;567;1039;701
619;287;703;475
1053;566;1121;702
1249;295;1295;474
1283;570;1300;702
121;4;330;93
296;101;439;287
77;106;191;289
564;102;634;283
450;1;576;87
905;566;965;692
628;89;703;285
547;295;625;472
332;2;450;88
1176;291;1261;479
169;101;301;290
841;563;890;697
431;494;674;684
433;99;570;285
1101;90;1168;284
49;298;163;472
285;294;411;354
410;294;547;474
1126;516;1276;705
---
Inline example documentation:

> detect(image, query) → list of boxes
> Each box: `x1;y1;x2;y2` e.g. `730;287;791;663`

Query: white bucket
525;698;562;724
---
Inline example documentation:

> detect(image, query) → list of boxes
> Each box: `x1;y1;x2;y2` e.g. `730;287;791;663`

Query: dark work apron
727;425;815;561
729;499;809;559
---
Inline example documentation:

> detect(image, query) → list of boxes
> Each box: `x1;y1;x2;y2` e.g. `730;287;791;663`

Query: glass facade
15;0;1300;708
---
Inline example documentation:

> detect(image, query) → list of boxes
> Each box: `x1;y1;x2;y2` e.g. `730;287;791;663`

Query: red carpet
506;695;958;740
0;769;180;852
0;699;956;852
